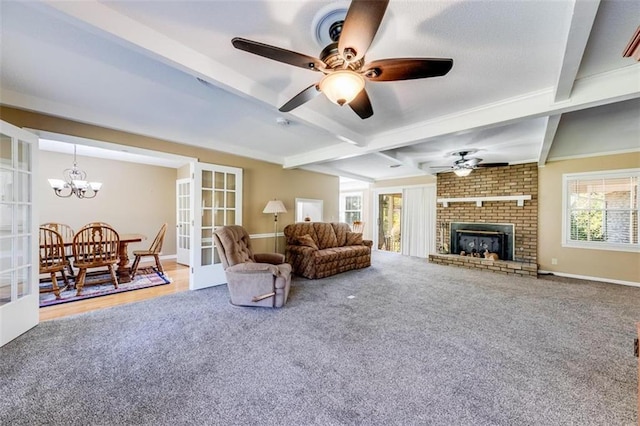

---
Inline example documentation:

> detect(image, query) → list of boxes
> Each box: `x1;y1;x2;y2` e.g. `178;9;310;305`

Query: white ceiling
1;0;638;182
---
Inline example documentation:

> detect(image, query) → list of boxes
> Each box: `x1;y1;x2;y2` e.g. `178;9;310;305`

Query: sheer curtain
401;185;436;257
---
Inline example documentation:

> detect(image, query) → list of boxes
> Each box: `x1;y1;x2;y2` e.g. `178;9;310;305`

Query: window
340;192;363;225
563;169;639;252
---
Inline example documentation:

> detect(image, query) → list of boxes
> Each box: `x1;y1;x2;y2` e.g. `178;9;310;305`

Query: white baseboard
249;232;284;239
538;270;640;288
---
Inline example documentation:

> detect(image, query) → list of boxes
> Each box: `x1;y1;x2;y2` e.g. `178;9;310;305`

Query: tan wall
538;152;640;283
39;151;176;259
1;106;339;255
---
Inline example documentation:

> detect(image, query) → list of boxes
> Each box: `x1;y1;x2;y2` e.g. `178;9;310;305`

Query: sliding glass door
377;193;402;253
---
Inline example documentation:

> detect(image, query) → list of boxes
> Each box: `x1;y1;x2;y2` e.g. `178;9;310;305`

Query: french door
176;178;190;266
0;120;39;347
190;162;242;290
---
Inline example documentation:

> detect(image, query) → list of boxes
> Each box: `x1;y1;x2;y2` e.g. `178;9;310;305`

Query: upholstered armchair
213;225;292;308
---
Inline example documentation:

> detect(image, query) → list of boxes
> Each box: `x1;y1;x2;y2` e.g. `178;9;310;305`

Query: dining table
114;234;146;283
59;233;146;283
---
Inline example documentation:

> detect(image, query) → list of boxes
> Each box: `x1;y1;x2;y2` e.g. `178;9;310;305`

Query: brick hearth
428;253;537;277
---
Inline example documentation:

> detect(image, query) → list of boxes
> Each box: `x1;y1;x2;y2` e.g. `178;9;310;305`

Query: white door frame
0;120;39;347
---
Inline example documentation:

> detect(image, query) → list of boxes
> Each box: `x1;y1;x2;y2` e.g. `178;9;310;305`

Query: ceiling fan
231;0;453;119
432;151;509;177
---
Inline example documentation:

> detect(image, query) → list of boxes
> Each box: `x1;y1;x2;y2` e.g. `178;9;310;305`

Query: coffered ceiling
1;0;638;181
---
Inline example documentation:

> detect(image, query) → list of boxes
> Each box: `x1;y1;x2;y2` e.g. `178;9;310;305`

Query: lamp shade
319;70;365;106
48;179;66;189
263;200;287;214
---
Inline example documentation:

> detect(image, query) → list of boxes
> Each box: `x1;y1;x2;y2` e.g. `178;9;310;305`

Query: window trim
562;168;639;253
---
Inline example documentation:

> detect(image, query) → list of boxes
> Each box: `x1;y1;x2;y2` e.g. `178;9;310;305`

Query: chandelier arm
49;145;102;199
53;186;74;198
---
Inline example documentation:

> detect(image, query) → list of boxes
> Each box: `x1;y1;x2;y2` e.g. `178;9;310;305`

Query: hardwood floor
39;260;190;321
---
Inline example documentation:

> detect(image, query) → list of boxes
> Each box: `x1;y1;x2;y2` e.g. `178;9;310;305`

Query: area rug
39;268;171;307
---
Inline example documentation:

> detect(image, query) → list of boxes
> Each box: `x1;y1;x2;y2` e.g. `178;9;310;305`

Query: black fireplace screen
449;222;514;260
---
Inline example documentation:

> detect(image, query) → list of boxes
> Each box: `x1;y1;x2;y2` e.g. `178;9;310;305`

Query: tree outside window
341;192;362;225
564;172;638;250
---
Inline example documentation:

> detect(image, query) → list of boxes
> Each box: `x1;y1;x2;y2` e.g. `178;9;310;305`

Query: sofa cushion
314;245;371;263
284;223;317;245
313;223;338;249
331;222;351;246
296;234;319;250
345;231;363;246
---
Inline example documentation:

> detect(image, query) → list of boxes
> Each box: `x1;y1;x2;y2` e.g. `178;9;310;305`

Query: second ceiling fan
432;151;509;177
232;0;453;119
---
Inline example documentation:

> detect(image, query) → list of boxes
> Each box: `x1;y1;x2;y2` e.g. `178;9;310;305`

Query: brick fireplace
428;163;538;277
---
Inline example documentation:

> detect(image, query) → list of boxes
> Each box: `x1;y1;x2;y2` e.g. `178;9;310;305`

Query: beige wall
1;106;339;255
39;151;176;259
538;152;640;283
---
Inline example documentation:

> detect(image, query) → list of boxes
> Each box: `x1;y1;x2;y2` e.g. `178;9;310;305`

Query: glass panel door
190;162;242;290
176;178;190;266
0;120;38;347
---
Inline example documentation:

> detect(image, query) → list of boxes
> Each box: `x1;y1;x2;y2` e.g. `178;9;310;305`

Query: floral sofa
283;222;372;279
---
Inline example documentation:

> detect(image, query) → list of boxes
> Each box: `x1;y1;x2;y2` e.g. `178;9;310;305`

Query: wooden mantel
437;195;532;207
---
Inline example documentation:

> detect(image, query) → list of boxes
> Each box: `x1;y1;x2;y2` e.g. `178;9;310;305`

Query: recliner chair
213;225;292;308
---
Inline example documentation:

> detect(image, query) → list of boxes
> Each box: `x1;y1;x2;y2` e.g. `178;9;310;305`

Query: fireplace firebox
450;222;514;261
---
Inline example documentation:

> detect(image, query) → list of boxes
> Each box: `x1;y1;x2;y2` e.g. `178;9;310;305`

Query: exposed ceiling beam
373;151;404;166
554;0;601;102
0;87;287;165
373;151;428;175
35;0;367;147
537;115;562;166
283;64;640;169
301;165;375;183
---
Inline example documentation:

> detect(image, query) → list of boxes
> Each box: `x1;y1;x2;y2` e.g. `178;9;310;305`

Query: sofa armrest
254;252;285;264
363;240;373;248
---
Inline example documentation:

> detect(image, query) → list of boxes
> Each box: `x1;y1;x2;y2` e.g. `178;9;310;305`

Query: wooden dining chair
72;224;120;296
80;221;112;229
41;222;74;242
130;223;167;278
41;222;75;277
39;227;71;299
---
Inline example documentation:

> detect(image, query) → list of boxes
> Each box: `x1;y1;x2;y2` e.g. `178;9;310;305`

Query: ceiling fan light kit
432;150;510;177
231;0;453;119
453;166;473;177
319;70;365;106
